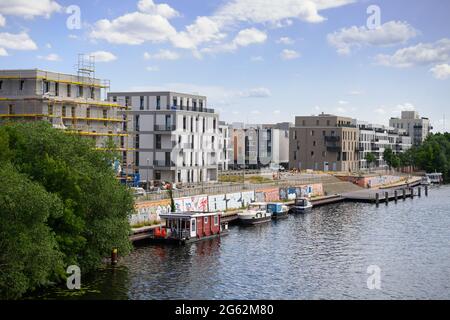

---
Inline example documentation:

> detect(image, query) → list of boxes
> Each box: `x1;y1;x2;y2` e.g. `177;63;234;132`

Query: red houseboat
154;211;228;244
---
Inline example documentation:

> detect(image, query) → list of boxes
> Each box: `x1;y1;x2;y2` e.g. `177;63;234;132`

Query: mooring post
375;193;379;207
425;185;429;196
111;248;118;266
418;186;421;197
402;188;406;200
385;191;389;205
410;187;414;199
394;190;398;203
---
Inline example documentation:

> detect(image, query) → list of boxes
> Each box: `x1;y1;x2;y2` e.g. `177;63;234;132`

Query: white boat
290;197;313;214
238;202;272;225
426;173;443;184
421;176;431;185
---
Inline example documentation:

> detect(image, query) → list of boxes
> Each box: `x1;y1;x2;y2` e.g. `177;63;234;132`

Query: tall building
0;68;127;149
108;91;220;184
289;114;359;172
389;111;432;146
230;122;290;169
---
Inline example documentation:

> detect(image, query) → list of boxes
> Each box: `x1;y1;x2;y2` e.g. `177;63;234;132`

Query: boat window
214;215;219;226
204;216;208;224
191;219;196;232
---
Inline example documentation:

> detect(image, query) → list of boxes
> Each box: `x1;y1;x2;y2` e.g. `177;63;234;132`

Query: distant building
289;114;359;172
357;121;412;170
108;91;219;184
389;111;432;146
230;122;291;169
0;68;127;149
218;121;232;171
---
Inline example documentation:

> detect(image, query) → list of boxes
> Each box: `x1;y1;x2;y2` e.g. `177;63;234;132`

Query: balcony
154;124;176;131
153;160;176;168
326;146;341;152
324;136;341;142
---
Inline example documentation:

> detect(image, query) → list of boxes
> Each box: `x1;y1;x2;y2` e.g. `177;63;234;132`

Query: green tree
365;153;376;171
0;122;135;298
0;164;64;299
383;147;394;170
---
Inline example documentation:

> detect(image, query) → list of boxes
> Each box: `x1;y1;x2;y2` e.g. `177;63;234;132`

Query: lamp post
146;158;150;192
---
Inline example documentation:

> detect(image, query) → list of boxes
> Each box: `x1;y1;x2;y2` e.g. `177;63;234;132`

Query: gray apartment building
389;111;432;146
108;91;220;184
0;68;127;148
289;114;359;172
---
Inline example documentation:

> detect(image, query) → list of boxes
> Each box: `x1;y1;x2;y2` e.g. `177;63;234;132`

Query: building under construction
0;55;129;151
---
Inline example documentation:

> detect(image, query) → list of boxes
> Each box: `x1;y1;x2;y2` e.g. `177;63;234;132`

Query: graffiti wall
279;183;324;200
241;191;255;206
208;191;256;212
226;192;245;210
208;194;227;212
131;199;171;226
255;188;280;202
174;195;208;212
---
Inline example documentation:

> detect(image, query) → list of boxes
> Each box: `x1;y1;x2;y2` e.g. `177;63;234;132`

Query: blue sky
1;0;449;131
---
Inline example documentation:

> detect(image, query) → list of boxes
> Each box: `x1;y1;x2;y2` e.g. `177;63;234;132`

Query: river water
35;185;450;300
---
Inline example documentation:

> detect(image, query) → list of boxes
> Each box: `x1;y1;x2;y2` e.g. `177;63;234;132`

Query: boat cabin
248;203;268;212
426;173;443;184
157;211;226;243
267;203;283;213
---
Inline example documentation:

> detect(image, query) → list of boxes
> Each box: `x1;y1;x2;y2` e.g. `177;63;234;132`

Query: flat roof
108;91;207;99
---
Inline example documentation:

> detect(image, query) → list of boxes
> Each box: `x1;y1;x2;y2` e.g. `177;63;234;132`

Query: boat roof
249;202;268;206
159;211;221;219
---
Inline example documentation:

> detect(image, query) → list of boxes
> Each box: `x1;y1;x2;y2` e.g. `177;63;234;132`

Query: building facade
230;122;290;169
218;121;232;171
0;69;127;149
389;111;432;146
289;114;359;172
108;91;220;184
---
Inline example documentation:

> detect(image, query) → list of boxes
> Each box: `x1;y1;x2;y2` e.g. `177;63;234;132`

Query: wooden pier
343;185;428;205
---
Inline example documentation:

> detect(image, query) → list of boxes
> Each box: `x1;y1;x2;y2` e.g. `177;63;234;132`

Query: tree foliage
0;122;134;299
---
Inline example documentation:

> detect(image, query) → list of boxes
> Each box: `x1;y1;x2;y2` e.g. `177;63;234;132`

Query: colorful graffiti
174;195;208;212
208;191;256;212
131;199;171;225
255;188;280;202
279;183;324;200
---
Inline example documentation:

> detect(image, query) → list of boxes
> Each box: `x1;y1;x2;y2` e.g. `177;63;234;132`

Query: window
294;130;297;140
191;219;196;232
183;116;187;130
302;120;306;126
173;97;177;107
311;130;314;136
67;85;71;97
8;105;14;115
214;215;219;226
293;151;297;160
313;141;316;146
323;130;326;136
112;96;117;102
43;81;50;94
311;151;314;157
327;120;330;126
103;110;107;119
48;105;53;115
90;87;95;99
71;107;76;117
0;80;3;90
155;170;161;180
204;216;208;224
213;119;217;130
20;80;25;91
156;135;161;149
55;83;59;96
140;96;144;110
135;115;140;131
62;106;66;117
316;119;319;126
203;118;206;132
135;134;140;148
125;96;130;107
86;107;90;118
156;96;161;110
199;100;203;109
78;85;83;97
190;117;193;132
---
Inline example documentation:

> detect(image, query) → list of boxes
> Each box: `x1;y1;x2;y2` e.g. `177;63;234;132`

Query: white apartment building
108;91;220;184
389;111;432;146
0;69;127;149
357;121;412;170
218;121;232;171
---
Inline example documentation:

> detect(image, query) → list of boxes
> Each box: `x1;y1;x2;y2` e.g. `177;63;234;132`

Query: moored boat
154;211;228;244
268;202;289;220
426;172;443;185
290;197;313;214
238;203;272;225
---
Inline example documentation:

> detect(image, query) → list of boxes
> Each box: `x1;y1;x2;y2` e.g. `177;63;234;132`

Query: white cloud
328;21;418;55
374;108;386;114
0;0;61;19
338;100;349;105
146;66;159;72
137;0;179;19
336;107;346;113
45;43;52;49
0;47;7;56
277;37;294;45
90;11;177;45
233;28;267;47
348;90;363;95
239;87;271;98
144;49;180;60
251;110;261;115
38;53;61;61
251;56;264;62
375;39;450;68
396;103;415;112
90;50;117;62
273;110;281;114
280;49;300;60
0;14;5;27
430;63;450;80
0;32;37;51
214;0;355;25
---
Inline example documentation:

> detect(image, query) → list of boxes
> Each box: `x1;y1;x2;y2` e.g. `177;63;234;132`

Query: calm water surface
37;185;450;299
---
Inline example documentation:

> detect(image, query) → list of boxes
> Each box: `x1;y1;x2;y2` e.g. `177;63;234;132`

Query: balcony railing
153;160;176;167
154;124;176;131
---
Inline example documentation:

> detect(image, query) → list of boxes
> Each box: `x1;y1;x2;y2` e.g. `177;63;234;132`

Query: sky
0;0;449;132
